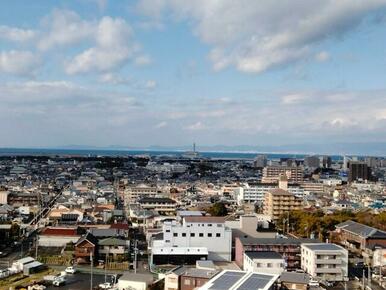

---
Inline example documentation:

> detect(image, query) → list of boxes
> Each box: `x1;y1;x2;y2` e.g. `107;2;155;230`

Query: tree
208;202;228;216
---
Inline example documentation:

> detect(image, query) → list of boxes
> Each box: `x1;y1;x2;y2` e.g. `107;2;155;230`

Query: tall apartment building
301;243;348;282
263;188;303;222
348;161;372;183
254;155;268;168
151;216;232;264
262;166;304;184
304;156;320;168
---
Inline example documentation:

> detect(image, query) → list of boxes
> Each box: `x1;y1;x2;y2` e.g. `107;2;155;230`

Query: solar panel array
209;271;244;290
235;273;273;290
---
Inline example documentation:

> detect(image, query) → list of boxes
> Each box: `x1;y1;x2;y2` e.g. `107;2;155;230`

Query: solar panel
235;273;273;290
209;271;244;290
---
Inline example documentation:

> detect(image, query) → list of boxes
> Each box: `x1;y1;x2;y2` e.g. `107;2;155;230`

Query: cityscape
1;1;386;290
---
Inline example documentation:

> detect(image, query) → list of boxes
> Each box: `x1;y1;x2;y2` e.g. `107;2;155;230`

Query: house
243;251;285;275
301;243;348;282
99;237;129;261
197;270;278;290
75;232;98;264
279;272;310;290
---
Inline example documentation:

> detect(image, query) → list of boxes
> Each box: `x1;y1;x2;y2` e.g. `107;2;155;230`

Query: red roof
184;216;225;223
110;223;129;230
41;227;79;236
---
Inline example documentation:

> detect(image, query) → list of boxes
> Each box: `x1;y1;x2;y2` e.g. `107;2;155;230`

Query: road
45;273;106;290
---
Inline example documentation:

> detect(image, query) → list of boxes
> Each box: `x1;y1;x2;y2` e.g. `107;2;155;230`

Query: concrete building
0;187;8;204
304;156;320;168
151;216;232;263
243;251;285;275
117;272;155;290
254;155;268;168
124;185;158;204
263;188;303;222
348;161;372;183
262;166;304;184
301;243;348;282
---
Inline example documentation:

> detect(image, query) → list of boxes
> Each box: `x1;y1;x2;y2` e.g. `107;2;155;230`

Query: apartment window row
172;232;221;238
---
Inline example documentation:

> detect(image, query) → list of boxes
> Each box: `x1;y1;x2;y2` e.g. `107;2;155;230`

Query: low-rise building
243;251;285;275
301;243;348;282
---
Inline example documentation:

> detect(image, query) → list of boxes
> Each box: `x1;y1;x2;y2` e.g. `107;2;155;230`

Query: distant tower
193;142;196;153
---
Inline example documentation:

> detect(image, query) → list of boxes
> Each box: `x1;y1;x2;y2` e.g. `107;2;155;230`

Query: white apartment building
151;216;232;262
234;183;304;205
301;243;348;282
243;251;285;275
124;185;158;205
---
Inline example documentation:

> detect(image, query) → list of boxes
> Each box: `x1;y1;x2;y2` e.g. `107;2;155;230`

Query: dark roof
302;243;343;251
336;220;386;239
237;237;320;246
40;226;81;236
244;251;283;259
280;272;310;284
110;223;129;230
138;197;176;204
76;232;98;247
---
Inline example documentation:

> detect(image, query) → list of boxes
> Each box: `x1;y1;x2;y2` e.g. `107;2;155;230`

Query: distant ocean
0;148;343;160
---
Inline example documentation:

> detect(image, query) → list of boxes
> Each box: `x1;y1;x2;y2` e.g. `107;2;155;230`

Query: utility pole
35;236;38;259
90;252;93;290
368;263;371;287
134;240;138;274
362;268;365;290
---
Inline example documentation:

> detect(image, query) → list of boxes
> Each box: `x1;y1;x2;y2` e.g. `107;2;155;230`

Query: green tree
208;202;228;216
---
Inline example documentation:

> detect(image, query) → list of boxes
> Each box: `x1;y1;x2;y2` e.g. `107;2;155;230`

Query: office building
262;166;303;184
348;161;372;183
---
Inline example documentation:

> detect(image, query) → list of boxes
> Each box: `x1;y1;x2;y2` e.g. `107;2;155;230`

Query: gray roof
336;220;386;239
89;228;120;237
99;237;127;246
302;243;343;251
182;268;219;279
245;251;283;260
280;272;310;284
119;272;154;284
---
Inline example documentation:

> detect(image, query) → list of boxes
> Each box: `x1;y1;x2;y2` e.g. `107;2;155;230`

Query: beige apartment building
262;166;304;184
263;188;303;222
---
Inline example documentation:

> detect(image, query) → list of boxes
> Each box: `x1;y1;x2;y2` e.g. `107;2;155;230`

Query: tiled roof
336;220;386;239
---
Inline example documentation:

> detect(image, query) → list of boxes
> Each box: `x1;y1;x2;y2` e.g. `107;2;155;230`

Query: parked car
309;280;319;287
99;282;113;289
53;276;66;287
65;266;77;274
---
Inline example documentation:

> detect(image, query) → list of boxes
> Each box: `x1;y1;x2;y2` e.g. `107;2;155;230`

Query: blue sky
1;0;386;148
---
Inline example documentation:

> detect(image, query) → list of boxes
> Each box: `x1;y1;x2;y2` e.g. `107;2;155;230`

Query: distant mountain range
55;142;386;157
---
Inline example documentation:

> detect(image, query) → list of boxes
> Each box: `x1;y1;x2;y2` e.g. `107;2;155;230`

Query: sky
1;0;386;149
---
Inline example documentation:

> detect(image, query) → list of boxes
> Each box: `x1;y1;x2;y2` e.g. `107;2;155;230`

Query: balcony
316;259;341;265
315;267;342;274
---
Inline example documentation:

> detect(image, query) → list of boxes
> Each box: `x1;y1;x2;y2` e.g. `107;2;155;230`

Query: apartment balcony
315;267;342;274
316;259;341;265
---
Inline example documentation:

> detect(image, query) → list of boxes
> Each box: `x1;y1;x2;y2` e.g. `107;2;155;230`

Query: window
182;233;186;237
208;224;212;227
165;240;170;243
199;233;204;237
184;279;191;285
208;233;212;237
216;233;221;237
217;224;223;227
166;229;170;232
190;233;195;237
173;233;178;237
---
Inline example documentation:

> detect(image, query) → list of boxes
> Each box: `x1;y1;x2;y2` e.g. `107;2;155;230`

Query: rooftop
244;251;283;260
184;216;225;223
302;243;344;251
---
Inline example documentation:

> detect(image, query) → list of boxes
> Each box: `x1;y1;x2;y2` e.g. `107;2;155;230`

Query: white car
65;266;77;274
309;280;319;287
53;276;66;287
99;282;113;289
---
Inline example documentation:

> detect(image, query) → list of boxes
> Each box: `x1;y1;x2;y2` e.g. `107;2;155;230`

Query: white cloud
65;16;139;74
99;73;131;85
315;51;331;62
155;121;167;128
281;93;309;105
185;121;205;131
138;0;386;73
38;9;95;51
0;50;40;76
0;25;36;42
